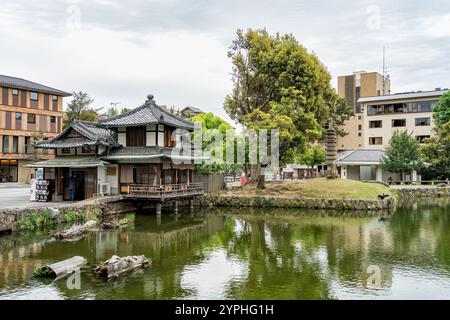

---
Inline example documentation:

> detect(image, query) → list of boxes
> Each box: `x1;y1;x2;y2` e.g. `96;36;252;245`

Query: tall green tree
433;91;450;126
64;91;97;128
224;29;352;187
298;144;326;177
381;131;424;182
106;106;118;118
421;122;450;180
191;112;243;175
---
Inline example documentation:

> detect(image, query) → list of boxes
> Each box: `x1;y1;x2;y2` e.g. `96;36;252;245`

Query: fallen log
50;220;97;239
34;256;87;279
95;255;150;279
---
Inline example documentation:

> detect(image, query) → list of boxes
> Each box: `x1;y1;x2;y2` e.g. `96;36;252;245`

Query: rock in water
51;220;97;239
95;255;150;279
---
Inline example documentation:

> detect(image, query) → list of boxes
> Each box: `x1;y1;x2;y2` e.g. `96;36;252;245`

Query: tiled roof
36;137;97;148
337;149;385;165
102;146;206;161
181;106;204;114
99;94;194;130
26;156;109;168
35;120;118;149
0;74;71;96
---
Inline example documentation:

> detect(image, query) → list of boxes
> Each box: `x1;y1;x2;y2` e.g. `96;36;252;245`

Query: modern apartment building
336;71;391;150
0;75;71;183
359;89;448;149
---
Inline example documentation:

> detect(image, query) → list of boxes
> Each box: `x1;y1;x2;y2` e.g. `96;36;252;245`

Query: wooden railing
124;183;205;199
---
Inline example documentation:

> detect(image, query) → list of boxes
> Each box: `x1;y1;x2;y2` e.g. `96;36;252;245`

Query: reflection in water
0;200;450;300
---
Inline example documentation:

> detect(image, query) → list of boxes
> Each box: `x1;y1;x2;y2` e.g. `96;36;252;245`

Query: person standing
241;172;247;186
69;174;77;201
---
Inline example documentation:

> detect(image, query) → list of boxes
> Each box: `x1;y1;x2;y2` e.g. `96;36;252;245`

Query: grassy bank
221;178;393;201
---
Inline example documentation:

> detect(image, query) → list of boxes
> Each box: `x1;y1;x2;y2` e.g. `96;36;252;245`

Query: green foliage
381;131;424;179
421;121;450;179
64;211;85;224
433;91;450;126
17;210;55;231
298;144;326;169
64;91;97;128
224;29;352;166
116;213;136;225
106;106;119;117
120;107;131;114
191;112;243;174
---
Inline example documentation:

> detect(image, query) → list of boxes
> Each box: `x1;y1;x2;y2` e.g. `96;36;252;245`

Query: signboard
30;179;49;202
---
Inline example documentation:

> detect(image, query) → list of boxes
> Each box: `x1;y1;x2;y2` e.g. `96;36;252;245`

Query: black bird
377;193;390;200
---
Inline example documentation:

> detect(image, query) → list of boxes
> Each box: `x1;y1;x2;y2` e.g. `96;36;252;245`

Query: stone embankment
0;195;137;233
203;194;394;211
394;187;450;199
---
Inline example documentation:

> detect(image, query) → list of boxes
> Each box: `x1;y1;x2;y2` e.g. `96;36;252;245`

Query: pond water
0;200;450;300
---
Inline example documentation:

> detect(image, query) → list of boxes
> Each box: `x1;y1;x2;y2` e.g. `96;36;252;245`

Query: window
62;148;71;154
358;132;362;137
30;92;38;101
27;113;36;123
24;137;31;154
158;124;164;146
12;89;19;96
12;136;18;153
369;137;383;145
392;119;406;127
50;116;56;123
126;126;146;147
358;124;362;131
369;120;382;128
52;95;58;101
415;117;430;126
15;112;22;120
416;135;430;144
2;136;9;153
82;145;92;153
358;115;362;120
367;100;438;116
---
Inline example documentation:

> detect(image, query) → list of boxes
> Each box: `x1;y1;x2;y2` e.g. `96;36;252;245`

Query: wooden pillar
156;214;161;226
174;200;179;214
189;199;194;212
156;202;162;215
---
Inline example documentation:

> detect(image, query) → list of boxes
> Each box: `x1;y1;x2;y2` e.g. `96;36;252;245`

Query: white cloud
0;0;449;125
422;12;450;37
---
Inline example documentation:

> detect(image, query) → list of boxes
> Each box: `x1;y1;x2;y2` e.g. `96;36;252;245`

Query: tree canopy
381;131;423;180
64;91;97;128
191;112;242;175
433;91;450;126
421;122;450;180
224;29;352;167
298;144;326;173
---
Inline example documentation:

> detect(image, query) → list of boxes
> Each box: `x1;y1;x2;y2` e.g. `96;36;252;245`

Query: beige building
359;89;448;149
337;71;390;150
0;75;71;183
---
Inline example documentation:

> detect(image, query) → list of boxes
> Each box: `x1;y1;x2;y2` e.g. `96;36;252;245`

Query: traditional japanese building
30;94;205;204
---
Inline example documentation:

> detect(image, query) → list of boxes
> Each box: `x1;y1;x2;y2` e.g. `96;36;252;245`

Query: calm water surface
1;200;450;300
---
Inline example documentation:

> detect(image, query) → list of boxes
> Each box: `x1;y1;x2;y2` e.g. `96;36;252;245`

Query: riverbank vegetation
220;178;392;201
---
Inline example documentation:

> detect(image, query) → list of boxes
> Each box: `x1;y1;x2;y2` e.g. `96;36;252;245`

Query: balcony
122;183;205;200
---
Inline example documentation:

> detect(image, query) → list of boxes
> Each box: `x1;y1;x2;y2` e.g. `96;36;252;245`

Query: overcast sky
1;0;449;124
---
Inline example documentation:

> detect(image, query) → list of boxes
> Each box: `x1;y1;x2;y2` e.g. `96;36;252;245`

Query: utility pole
382;46;390;95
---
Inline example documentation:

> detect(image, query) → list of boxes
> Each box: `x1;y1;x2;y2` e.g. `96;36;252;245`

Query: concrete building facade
336;71;391;150
359;89;448;149
0;75;71;183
